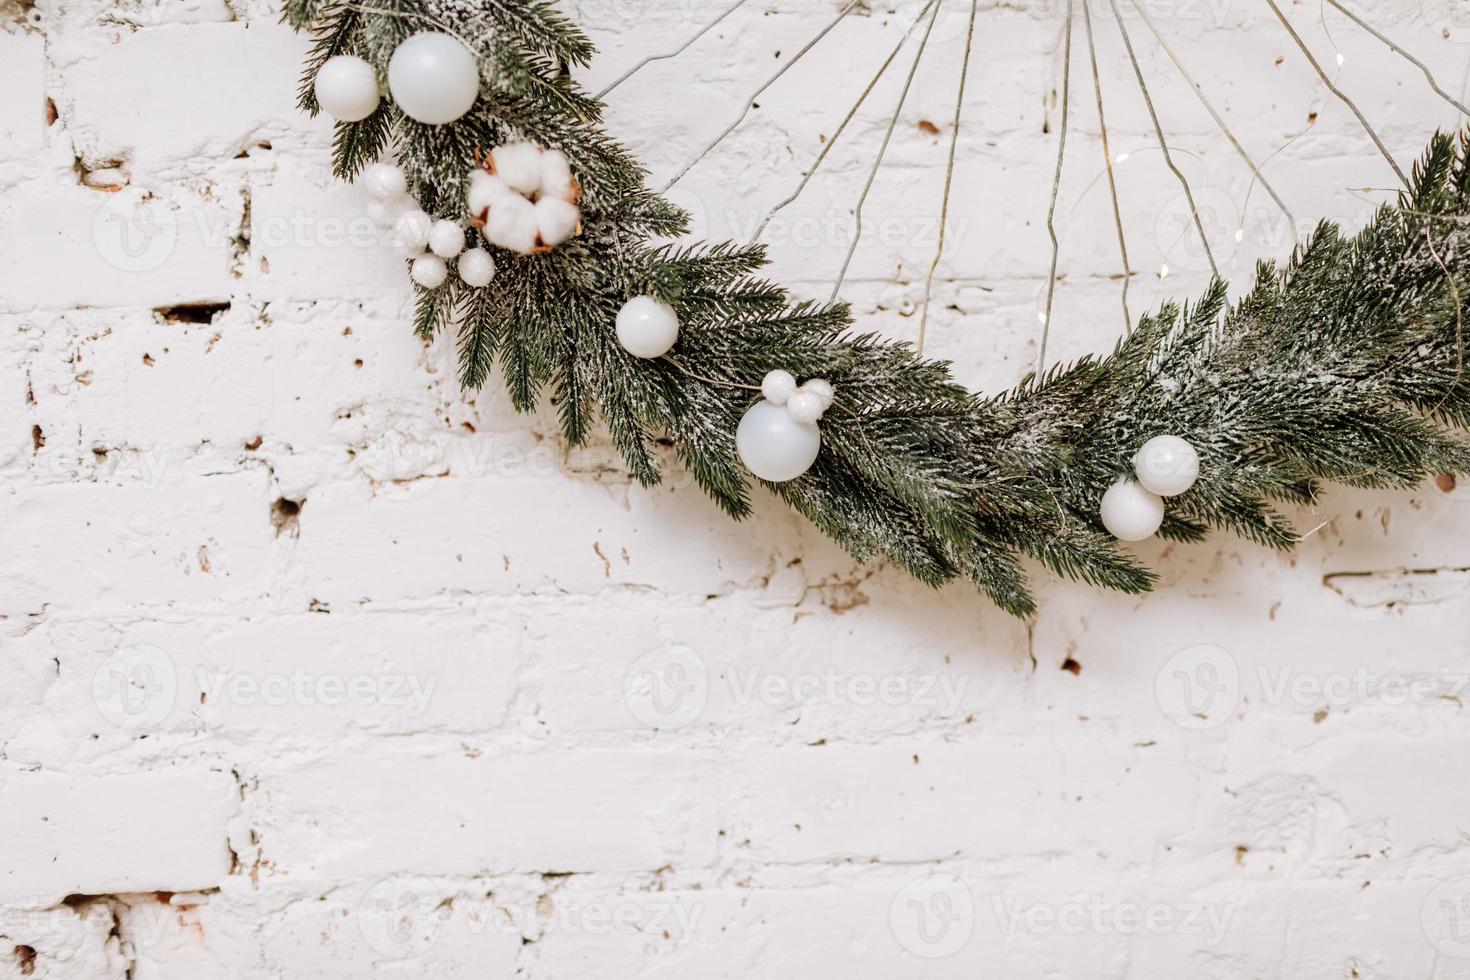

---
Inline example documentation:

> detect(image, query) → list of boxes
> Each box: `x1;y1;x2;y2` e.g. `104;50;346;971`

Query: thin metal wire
1265;0;1409;185
752;0;940;244
597;0;751;99
917;0;981;355
1081;0;1132;334
1126;0;1299;246
829;1;944;304
661;1;862;194
1039;0;1075;372
1106;0;1220;280
1322;0;1470;118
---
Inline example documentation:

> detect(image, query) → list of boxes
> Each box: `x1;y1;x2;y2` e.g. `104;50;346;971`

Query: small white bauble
534;196;579;248
314;55;380;122
801;378;835;411
615;296;680;359
492;143;544;197
457;247;496;287
1134;434;1200;497
786;390;825;424
539;149;575;202
361;162;407;200
737;399;822;483
411;254;448;289
1099;480;1166;542
365;192;414;226
392;208;432;252
467;171;512;216
428;220;465;258
387;32;480;125
761;369;797;405
483;194;539;255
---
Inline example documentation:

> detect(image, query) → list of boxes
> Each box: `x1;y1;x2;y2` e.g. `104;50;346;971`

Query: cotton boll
467;171;512;216
491;143;543;197
428;220;465;258
534;196;580;248
539;149;575;202
484;194;539;255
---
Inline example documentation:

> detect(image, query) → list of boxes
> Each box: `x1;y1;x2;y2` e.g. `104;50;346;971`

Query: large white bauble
534;196;580;248
392;208;433;253
615;296;679;359
761;369;797;405
737;399;822;483
410;254;448;289
428;220;465;258
387;32;480;125
539;149;575;202
483;194;539;255
1100;480;1165;542
361;162;407;200
492;143;544;197
314;55;380;122
1134;434;1200;497
457;248;496;287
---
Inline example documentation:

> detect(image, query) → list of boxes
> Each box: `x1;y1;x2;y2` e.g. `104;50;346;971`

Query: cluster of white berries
466;143;582;256
1100;434;1201;541
735;371;837;484
357;162;496;290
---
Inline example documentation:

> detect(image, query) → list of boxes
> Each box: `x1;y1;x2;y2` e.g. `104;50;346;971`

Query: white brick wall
2;0;1469;976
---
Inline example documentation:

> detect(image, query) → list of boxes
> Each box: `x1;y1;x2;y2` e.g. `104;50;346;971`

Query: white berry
534;196;580;248
761;369;797;405
314;55;380;122
539;149;575;202
801;378;835;411
457;248;496;287
483;194;539;255
786;390;825;424
428;220;465;258
1134;435;1200;497
492;142;544;197
615;296;680;359
392;209;432;253
737;399;821;483
361;162;407;201
1099;480;1165;542
410;254;448;289
366;192;414;226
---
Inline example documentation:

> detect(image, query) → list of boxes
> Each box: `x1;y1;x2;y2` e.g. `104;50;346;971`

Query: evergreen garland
288;1;1470;617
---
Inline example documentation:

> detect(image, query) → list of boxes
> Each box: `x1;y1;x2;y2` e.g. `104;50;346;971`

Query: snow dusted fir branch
287;0;1470;617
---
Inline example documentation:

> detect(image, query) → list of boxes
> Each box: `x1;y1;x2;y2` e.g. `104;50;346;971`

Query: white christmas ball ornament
539;150;575;202
737;399;822;483
387;32;480;125
392;209;433;253
761;369;797;405
1100;480;1165;542
483;194;539;255
361;162;407;200
314;55;380;122
365;192;414;226
1134;434;1200;497
467;171;512;216
492;143;544;197
615;296;680;359
786;390;825;424
411;254;448;289
457;248;496;287
428;220;465;258
534;196;580;248
801;378;835;411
